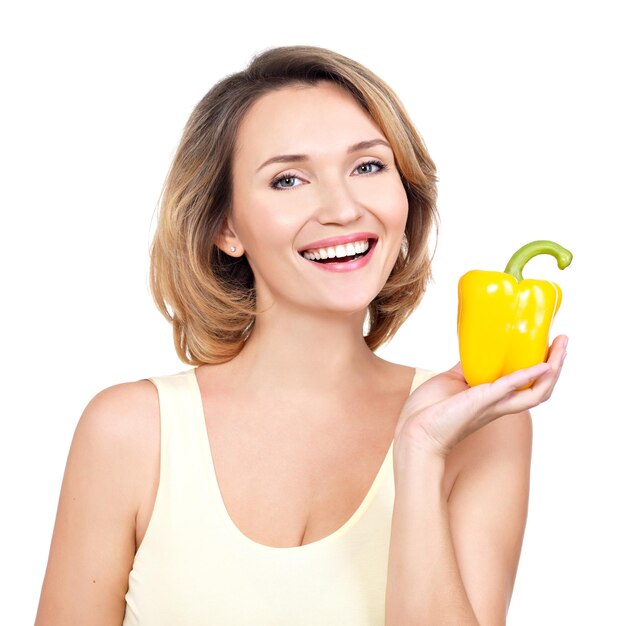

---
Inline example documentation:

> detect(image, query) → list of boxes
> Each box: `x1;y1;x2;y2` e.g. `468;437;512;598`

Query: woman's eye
354;160;386;175
270;173;303;190
270;160;387;191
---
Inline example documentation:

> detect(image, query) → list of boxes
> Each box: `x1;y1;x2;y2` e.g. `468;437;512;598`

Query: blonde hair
149;45;438;365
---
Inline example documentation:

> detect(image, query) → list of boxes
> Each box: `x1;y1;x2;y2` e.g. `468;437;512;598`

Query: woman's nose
314;179;365;225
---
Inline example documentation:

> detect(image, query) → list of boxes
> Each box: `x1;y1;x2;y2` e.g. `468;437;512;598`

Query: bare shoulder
445;408;533;517
446;408;532;483
35;378;160;625
78;378;160;455
73;378;162;553
70;378;161;512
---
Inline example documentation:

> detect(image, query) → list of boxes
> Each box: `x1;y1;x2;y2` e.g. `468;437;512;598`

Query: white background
2;1;624;623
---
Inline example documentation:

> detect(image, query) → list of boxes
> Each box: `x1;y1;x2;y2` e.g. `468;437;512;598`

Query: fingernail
561;336;569;349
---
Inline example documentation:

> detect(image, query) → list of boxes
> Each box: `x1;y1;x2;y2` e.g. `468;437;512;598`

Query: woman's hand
394;334;568;459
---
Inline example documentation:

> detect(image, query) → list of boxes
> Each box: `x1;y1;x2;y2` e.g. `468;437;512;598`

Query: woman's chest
210;402;401;548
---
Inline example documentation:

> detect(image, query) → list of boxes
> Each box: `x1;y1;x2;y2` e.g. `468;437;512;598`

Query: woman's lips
297;232;378;253
301;238;378;273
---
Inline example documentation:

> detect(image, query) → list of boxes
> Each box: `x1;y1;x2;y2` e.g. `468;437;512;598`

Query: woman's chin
255;284;380;318
303;295;376;317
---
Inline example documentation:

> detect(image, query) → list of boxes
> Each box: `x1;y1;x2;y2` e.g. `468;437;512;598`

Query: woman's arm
35;380;159;626
386;410;531;625
385;336;566;625
447;410;532;620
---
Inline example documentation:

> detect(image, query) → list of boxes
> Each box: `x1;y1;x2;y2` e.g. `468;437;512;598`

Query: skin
386;348;566;624
35;81;567;624
218;80;411;393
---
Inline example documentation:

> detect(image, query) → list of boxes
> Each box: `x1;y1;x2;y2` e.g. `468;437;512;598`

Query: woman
35;45;567;625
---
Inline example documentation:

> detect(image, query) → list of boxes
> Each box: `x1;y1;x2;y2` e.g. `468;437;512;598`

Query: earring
230;246;237;253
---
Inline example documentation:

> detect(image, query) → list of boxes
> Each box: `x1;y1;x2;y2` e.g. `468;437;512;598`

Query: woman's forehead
234;83;385;168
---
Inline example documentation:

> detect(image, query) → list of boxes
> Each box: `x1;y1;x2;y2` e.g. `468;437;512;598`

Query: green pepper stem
504;240;573;281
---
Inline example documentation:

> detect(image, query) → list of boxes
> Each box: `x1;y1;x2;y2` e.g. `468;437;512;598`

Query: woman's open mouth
298;238;378;273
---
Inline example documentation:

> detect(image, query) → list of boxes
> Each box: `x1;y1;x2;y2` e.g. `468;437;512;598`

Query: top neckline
187;366;419;554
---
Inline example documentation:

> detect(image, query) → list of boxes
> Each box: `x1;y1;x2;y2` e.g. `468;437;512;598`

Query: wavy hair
149;45;438;365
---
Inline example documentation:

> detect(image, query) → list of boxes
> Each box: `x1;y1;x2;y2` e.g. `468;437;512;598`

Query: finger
421;361;552;445
481;362;554;415
454;361;551;419
530;346;564;389
499;334;568;403
529;335;569;399
492;354;568;415
551;334;569;350
412;358;558;452
493;362;552;394
547;334;569;362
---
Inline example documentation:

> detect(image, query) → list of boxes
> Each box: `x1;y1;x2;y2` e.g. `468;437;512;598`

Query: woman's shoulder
81;366;194;426
72;375;165;490
76;375;164;526
81;376;160;436
446;408;533;501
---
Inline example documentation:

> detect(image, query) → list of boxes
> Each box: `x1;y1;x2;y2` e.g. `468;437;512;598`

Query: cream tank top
122;366;436;625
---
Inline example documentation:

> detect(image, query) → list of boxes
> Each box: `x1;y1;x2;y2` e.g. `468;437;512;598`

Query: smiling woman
148;50;439;366
35;45;568;626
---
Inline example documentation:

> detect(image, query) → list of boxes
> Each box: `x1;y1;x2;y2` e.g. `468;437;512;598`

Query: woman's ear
215;217;244;257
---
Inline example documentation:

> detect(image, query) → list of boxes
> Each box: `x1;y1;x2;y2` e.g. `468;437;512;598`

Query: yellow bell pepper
457;240;573;386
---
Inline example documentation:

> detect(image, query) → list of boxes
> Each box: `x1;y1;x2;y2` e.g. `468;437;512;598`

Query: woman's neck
230;306;382;393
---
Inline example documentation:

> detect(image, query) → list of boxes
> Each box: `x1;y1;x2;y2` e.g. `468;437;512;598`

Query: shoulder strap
146;369;208;497
410;367;439;393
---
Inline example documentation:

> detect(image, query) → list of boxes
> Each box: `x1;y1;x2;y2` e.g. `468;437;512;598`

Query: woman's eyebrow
255;138;392;173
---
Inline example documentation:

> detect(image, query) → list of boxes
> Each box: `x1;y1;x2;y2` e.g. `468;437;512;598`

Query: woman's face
225;81;409;317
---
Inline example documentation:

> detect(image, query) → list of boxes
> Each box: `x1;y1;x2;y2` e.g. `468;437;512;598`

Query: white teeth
301;239;371;261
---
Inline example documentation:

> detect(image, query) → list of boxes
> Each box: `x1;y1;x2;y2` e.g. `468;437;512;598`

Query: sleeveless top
122;366;436;625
